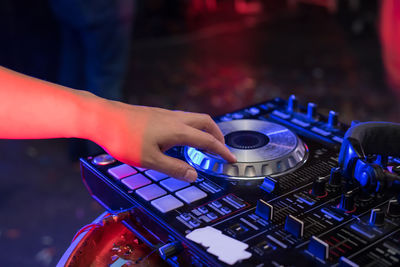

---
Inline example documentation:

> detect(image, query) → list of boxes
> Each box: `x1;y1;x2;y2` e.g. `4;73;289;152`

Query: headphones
338;122;400;193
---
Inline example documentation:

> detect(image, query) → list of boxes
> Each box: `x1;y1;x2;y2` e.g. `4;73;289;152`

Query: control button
311;127;331;137
321;207;344;222
188;219;201;228
311;176;327;197
201;181;222;193
221;206;232;214
180;213;191;221
387;199;400;217
369;208;385;226
339;256;360;267
175;186;207;204
232;112;244;119
284;215;304;238
145;170;169;181
287;94;298;113
328;110;338;128
151;195;184;213
248;107;260;115
92;154;116;166
272;110;290;119
307;102;317;121
255;199;274;221
307;236;329;261
291;118;310;127
338;191;356;212
136;184;167;201
260;177;279;193
207;212;218;220
200;215;211;222
350;223;376;239
134;166;147;172
332;136;344;143
160;178;190;192
198;206;209;214
211;200;222;208
158;241;184;260
108;164;137;179
191;209;202;216
329;167;342;188
225;195;246;208
121;173;151;190
297;194;315;206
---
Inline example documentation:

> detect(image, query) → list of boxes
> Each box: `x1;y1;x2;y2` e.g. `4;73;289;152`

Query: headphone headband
344;122;400;157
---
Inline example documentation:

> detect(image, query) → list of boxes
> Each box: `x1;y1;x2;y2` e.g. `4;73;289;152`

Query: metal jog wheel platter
184;119;308;180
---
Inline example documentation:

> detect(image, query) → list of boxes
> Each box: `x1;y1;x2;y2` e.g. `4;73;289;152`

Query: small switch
255;199;274;221
284;215;304;238
307;236;329;261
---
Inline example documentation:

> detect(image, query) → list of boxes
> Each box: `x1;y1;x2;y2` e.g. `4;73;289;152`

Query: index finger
178;126;236;163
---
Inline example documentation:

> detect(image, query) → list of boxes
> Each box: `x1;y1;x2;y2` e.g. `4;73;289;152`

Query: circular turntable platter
184;119;308;180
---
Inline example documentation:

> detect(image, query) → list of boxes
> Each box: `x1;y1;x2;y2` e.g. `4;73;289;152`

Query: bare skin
0;66;236;182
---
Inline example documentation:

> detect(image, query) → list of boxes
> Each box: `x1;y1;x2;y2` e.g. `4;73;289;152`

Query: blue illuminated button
248;107;260;115
339;256;360;267
211;200;222;208
189;220;201;228
207;212;218;220
151;195;184;213
198;206;208;214
175;186;207;204
108;164;137;179
321;207;344;222
121;173;151;190
307;236;329;261
136;184;167;201
180;213;191;221
134;166;147;172
160;178;190;192
145;170;169;181
221;206;232;214
311;127;331;137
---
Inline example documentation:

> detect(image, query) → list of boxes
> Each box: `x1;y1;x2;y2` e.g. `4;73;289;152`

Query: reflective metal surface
184;120;308;180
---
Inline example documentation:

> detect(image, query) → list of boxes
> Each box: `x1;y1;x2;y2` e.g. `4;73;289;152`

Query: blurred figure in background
49;0;135;159
380;0;400;100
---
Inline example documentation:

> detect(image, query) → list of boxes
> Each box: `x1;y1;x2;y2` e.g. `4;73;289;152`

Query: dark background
0;0;398;266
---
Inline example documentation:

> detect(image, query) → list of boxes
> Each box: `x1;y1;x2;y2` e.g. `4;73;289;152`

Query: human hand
93;102;236;182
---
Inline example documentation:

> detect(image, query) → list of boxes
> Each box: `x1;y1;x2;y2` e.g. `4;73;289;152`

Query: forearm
0;66;104;141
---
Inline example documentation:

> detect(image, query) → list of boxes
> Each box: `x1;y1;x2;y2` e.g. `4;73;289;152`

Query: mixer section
80;96;400;266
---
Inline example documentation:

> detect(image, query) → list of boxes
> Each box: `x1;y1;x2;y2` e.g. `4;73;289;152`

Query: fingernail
231;153;237;162
184;169;197;182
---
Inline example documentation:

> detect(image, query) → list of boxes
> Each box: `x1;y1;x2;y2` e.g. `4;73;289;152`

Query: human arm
0;66;236;181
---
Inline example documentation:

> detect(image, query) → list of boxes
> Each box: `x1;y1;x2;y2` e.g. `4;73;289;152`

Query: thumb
153;154;198;182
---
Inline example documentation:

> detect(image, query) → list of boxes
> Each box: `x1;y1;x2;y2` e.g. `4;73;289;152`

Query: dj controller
80;96;400;266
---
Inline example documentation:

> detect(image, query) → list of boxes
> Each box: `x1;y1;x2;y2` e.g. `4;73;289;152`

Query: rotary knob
307;102;317;121
311;176;327;197
287;95;298;113
369;208;385;226
329;167;342;188
328;110;338;128
338;191;356;212
387;199;400;217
